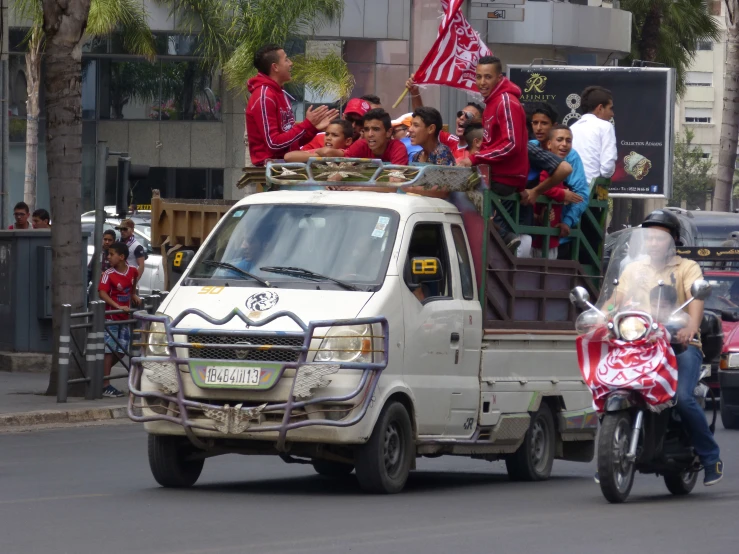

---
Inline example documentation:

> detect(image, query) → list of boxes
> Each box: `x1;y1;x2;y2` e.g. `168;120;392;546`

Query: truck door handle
451;332;460;342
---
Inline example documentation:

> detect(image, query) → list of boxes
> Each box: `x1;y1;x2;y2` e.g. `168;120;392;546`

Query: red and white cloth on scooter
576;326;678;412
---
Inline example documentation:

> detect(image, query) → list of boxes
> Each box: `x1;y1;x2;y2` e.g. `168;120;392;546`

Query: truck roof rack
265;158;480;191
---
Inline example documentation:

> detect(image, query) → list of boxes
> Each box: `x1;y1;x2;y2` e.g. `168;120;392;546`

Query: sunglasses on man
457;111;475;121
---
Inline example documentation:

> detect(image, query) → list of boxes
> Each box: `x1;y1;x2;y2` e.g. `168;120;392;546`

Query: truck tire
148;435;204;488
505;403;555;481
664;470;698;495
720;399;739;430
355;401;413;494
597;412;635;503
312;460;354;477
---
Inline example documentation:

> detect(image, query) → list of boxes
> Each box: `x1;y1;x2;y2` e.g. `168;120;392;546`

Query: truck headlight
314;325;373;363
618;316;648;341
147;318;170;356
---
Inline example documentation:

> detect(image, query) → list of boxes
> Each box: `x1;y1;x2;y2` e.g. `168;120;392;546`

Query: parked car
81;218;165;295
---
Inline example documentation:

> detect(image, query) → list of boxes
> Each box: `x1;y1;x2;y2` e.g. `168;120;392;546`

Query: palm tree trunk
24;29;42;213
716;0;739;211
639;4;663;62
42;0;91;395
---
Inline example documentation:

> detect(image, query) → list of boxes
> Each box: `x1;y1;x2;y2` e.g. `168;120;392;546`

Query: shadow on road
166;471;582;497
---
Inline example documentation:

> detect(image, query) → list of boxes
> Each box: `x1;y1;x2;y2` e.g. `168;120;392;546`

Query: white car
81;217;165;295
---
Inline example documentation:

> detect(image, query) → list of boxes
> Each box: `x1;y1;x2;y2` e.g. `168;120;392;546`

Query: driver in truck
617;210;723;486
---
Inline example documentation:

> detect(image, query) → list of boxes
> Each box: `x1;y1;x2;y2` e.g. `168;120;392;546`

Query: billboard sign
508;66;676;199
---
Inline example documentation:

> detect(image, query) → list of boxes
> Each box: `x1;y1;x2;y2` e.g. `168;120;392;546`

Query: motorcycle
570;227;719;503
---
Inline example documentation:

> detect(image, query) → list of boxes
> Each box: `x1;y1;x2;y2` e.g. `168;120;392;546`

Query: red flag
413;0;492;92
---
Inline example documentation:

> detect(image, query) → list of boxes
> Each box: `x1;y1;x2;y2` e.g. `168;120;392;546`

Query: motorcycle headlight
147;319;170;356
618;316;648;341
314;325;373;363
575;309;605;334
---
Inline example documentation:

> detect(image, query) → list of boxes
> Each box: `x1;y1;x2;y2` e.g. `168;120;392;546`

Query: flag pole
392;88;409;109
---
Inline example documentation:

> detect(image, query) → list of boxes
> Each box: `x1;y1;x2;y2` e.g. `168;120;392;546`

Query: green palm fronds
291;52;355;104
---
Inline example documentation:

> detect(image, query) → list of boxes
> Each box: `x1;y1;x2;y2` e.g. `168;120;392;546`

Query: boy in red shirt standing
98;241;140;398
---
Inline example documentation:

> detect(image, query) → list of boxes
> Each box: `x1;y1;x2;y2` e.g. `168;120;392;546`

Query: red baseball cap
344;98;371;119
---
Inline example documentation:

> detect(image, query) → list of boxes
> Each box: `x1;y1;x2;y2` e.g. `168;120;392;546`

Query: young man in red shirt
245;44;338;166
457;56;529;250
98;241;140;398
317;109;409;165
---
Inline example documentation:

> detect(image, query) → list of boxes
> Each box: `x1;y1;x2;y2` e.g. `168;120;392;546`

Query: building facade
8;0;632;210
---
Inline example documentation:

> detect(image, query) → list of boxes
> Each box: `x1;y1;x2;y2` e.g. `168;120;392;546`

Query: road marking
0;493;110;505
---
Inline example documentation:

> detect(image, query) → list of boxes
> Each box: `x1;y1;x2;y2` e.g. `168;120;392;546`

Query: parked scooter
571;227;719;503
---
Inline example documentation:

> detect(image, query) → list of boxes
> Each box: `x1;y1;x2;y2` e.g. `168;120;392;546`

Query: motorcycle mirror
690;279;712;301
569;286;591;309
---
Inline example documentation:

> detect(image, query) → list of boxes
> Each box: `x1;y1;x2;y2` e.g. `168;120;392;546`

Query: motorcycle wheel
598;412;636;504
664;470;698;495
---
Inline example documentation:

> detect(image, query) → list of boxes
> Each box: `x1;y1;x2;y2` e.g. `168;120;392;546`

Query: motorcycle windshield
596;227;678;320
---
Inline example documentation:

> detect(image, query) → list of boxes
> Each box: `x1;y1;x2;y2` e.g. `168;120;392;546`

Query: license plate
204;366;261;387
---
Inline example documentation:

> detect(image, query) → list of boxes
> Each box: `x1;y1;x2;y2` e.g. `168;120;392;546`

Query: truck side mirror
408;257;443;285
170;250;195;275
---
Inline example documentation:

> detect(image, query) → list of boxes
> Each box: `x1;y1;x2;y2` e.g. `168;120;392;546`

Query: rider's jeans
675;346;720;465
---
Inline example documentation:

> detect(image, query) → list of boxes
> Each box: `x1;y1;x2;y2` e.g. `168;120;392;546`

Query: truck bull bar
128;308;389;450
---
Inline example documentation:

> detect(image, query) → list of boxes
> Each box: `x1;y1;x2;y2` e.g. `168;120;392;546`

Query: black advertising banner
508;66;676;198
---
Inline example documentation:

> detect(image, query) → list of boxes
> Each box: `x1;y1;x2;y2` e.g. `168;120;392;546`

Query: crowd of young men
244;43;618;259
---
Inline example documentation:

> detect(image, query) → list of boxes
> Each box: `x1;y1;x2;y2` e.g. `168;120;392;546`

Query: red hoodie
469;77;529;190
245;74;318;166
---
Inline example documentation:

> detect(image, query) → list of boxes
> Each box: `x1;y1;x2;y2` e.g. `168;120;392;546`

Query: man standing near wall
246;44;338;167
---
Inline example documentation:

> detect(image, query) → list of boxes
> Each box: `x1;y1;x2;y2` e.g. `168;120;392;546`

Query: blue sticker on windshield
233;210;245;217
372;216;390;238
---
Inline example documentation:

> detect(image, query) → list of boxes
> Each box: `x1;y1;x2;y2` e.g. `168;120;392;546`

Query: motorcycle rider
615;210;723;485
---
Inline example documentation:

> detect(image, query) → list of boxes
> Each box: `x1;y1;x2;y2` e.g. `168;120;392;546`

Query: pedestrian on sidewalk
98;242;140;398
8;202;31;229
88;229;116;283
116;219;146;287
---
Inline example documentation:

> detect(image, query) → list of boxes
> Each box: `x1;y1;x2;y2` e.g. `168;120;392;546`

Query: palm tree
14;0;156;213
36;0;155;396
165;0;352;101
715;0;739;211
621;0;720;95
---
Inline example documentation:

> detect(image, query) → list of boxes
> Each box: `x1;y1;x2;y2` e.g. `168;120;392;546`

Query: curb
0;406;129;428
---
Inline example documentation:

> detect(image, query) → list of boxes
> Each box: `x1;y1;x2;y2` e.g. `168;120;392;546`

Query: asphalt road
2;422;738;554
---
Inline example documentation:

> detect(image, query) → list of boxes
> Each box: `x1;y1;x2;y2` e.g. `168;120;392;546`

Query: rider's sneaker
102;385;125;398
704;460;723;486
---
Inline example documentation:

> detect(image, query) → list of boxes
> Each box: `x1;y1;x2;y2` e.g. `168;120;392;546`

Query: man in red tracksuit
459;56;529;250
245;44;338;166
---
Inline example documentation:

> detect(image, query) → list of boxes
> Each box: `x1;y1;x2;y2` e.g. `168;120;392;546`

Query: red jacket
245;74;318;166
470;77;529;190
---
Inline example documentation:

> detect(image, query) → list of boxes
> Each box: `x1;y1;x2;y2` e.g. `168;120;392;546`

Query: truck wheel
312;459;354;477
505;403;555;481
664;470;698;495
720;399;739;430
355;401;413;494
148;435;204;488
597;412;635;503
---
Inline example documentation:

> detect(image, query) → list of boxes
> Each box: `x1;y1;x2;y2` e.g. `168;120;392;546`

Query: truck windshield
187;204;399;291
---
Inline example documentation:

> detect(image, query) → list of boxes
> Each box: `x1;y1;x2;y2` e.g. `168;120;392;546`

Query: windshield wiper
202;261;271;287
260;266;359;291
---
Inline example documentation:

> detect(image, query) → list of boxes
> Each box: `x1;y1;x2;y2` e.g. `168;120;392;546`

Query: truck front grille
187;334;304;363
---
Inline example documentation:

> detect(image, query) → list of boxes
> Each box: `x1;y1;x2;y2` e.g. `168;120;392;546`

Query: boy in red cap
301;98;370;150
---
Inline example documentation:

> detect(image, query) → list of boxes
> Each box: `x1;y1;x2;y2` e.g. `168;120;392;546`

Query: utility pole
0;0;9;229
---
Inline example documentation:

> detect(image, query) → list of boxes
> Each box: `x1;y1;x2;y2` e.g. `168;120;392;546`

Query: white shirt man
571;114;617;190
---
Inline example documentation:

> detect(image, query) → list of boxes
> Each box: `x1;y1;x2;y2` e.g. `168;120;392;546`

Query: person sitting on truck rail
285;119;355;163
408;107;456;166
316;109;409;165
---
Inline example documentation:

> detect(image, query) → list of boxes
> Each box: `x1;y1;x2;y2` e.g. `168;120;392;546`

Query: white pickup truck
130;161;597;494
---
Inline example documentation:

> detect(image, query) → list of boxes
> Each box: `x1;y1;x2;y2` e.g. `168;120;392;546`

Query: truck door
400;216;463;436
443;222;483;437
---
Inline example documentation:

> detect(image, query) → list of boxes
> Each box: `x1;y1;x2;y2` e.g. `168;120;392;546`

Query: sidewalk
0;371;130;429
